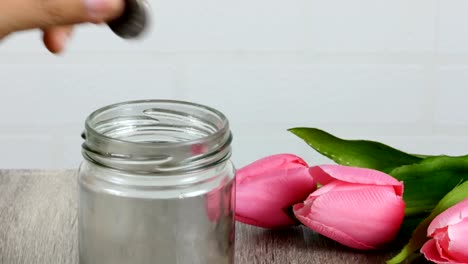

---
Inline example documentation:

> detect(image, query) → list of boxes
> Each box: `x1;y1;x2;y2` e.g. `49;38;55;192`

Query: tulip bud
235;154;317;228
421;198;468;264
293;165;405;250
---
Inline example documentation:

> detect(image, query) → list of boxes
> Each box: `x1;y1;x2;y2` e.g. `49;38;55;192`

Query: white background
1;0;467;169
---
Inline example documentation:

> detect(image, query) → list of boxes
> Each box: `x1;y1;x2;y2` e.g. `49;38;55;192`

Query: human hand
0;0;125;54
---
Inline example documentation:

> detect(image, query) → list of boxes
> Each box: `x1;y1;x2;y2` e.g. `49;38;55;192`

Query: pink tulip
205;178;234;222
421;198;468;264
293;165;405;250
235;154;317;228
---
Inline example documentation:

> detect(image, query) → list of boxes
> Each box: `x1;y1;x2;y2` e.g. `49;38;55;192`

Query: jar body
78;159;236;264
77;100;236;264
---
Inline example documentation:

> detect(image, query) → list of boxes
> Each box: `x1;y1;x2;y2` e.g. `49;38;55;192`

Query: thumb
0;0;124;34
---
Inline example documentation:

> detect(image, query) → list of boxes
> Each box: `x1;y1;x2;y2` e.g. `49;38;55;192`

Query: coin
107;0;150;39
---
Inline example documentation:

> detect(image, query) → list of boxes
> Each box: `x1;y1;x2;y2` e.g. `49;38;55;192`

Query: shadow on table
245;225;431;264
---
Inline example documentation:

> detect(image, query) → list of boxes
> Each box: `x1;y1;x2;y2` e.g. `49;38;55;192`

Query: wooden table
0;170;428;264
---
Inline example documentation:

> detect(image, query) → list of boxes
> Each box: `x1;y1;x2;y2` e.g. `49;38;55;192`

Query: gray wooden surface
0;170;424;264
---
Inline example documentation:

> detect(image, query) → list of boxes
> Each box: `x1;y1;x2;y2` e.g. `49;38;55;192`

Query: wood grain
0;170;427;264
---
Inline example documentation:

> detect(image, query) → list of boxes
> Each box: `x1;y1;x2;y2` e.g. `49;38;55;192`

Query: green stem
403;207;431;218
386;217;431;264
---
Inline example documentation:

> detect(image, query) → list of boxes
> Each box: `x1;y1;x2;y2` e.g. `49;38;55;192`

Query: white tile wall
308;0;437;52
1;0;468;169
434;66;468;126
0;134;60;168
183;64;428;125
229;123;308;168
437;0;468;53
0;64;179;125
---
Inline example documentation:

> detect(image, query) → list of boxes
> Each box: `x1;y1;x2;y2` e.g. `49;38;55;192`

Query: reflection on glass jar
78;100;236;264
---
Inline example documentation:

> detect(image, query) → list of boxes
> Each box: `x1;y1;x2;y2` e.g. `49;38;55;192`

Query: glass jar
78;100;236;264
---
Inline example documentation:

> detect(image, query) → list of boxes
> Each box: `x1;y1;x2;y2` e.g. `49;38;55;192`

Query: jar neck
81;100;233;174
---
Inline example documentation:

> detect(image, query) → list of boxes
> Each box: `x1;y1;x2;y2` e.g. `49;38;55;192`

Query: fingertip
43;27;73;54
43;31;64;54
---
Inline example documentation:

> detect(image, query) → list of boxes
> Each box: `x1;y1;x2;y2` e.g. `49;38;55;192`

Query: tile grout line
6;52;468;65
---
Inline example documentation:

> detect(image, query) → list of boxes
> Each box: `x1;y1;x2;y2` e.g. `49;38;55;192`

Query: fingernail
84;0;109;17
84;0;123;19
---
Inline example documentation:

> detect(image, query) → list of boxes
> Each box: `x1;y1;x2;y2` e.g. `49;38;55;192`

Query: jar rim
84;99;230;147
82;99;232;174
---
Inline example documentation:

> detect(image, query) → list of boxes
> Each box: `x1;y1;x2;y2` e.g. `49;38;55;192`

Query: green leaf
389;155;468;217
288;127;422;173
387;180;468;264
396;216;425;240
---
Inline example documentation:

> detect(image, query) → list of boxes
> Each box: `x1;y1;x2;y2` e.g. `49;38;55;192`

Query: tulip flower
235;154;317;228
293;165;405;250
205;178;234;222
421;198;468;264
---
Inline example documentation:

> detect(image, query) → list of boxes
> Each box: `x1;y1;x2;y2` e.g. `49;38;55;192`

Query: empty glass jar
78;100;236;264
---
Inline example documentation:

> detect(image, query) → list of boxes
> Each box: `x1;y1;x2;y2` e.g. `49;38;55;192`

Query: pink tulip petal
421;239;462;264
428;199;468;237
237;154;308;184
293;203;375;250
304;180;342;200
235;191;297;228
235;172;314;218
206;189;222;222
309;165;403;196
205;178;234;222
235;214;287;229
433;229;453;262
306;180;379;201
445;219;468;262
294;185;405;249
235;154;316;228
